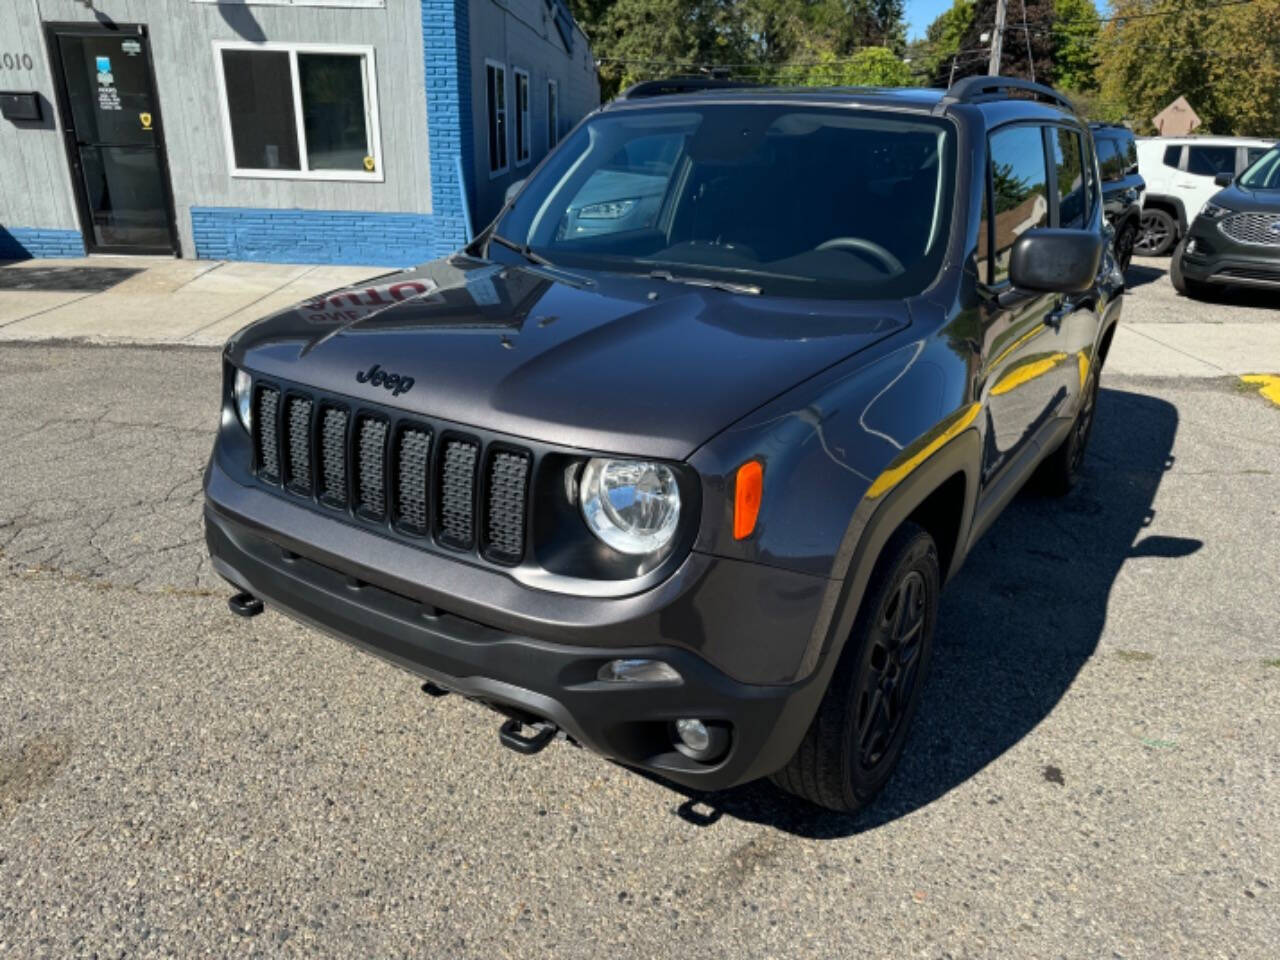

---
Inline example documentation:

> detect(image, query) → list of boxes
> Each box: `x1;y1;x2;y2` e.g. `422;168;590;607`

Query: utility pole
988;0;1008;76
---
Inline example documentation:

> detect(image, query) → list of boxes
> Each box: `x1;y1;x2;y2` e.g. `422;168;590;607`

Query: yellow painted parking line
1241;374;1280;407
1077;352;1089;391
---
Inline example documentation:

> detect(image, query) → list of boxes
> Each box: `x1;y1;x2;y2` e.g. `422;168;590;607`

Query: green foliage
1052;0;1100;92
791;47;916;87
950;0;1060;84
1095;0;1280;135
918;0;975;86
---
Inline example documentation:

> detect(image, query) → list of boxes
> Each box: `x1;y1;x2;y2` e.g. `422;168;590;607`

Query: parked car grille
1219;213;1280;246
250;383;531;567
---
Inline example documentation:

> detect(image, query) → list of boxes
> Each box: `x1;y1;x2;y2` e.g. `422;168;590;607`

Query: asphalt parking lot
1;262;1278;957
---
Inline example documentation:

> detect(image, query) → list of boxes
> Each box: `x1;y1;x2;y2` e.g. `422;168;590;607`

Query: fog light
597;658;681;685
672;718;730;762
1186;239;1198;254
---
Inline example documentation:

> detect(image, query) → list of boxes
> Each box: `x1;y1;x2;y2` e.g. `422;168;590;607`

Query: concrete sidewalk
0;256;390;347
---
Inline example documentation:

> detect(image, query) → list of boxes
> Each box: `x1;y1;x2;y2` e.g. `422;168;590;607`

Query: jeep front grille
1219;213;1280;246
248;383;531;567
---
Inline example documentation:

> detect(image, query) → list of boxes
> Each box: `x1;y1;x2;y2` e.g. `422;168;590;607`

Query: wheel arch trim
796;417;982;683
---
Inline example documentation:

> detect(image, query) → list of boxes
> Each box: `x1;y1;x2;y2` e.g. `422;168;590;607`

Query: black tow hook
498;718;558;755
420;681;450;698
228;592;264;618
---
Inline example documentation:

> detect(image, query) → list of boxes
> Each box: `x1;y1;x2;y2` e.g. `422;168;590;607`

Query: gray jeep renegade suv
205;76;1122;813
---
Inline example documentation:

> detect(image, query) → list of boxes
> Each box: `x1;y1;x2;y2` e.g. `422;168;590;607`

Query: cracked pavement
1;343;1278;958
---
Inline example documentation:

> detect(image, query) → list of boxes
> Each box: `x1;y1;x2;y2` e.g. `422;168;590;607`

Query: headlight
1200;201;1230;220
579;458;680;555
577;198;636;220
233;369;253;432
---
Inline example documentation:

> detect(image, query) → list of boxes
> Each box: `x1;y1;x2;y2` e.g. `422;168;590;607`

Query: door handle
1044;298;1073;331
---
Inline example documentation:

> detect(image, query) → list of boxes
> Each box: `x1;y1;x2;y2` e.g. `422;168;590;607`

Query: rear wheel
772;523;938;813
1136;208;1177;256
1037;357;1100;496
1115;221;1137;273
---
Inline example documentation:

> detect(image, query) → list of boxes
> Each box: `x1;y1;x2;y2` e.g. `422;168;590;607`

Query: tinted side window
1052;128;1087;229
1097;137;1124;183
1186;145;1235;176
989;125;1049;285
1162;145;1181;168
1121;134;1138;172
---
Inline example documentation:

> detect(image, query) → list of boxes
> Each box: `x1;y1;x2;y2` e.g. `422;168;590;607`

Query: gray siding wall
1;0;431;256
467;0;599;225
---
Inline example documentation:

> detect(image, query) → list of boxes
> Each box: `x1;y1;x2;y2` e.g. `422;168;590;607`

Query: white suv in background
1135;136;1275;254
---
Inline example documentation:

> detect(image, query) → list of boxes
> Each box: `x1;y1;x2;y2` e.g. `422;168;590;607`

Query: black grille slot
254;386;280;482
483;450;530;564
355;417;389;518
437;438;479;549
395;426;432;533
284;396;313;493
318;407;349;506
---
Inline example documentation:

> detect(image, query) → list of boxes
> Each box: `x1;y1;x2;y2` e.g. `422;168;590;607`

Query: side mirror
505;178;526;204
1009;229;1104;295
1214;172;1234;187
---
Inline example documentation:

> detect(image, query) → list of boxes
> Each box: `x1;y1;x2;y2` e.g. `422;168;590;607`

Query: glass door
46;23;176;255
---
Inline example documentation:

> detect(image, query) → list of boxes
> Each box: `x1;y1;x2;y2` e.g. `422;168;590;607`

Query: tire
771;522;939;814
1036;355;1100;496
1169;239;1215;300
1136;208;1177;256
1115;221;1137;274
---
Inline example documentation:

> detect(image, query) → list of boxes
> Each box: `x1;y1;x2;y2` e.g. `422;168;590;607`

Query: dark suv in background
1173;144;1280;298
1089;122;1144;271
205;77;1121;814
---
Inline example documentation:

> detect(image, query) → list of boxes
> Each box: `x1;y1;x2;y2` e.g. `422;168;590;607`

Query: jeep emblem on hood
356;363;414;397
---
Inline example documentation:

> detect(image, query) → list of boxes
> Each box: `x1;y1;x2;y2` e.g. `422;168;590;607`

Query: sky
905;0;1104;42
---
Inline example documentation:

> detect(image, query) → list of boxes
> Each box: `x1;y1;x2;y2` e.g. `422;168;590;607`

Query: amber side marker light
733;460;764;540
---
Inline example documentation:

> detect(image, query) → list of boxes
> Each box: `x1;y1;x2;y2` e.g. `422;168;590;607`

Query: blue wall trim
421;0;474;250
190;207;447;265
0;227;86;260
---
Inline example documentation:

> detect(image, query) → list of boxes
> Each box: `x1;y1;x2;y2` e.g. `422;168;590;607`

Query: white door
1175;144;1237;217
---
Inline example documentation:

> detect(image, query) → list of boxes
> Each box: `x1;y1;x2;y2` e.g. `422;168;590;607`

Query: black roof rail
936;75;1076;113
619;76;760;100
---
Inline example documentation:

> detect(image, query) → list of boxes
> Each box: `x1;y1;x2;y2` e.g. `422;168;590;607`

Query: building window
486;60;508;176
214;42;382;181
547;79;559;149
513;68;531;166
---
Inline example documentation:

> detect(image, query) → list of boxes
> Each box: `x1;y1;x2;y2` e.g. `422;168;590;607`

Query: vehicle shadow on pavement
1124;263;1166;290
647;386;1196;838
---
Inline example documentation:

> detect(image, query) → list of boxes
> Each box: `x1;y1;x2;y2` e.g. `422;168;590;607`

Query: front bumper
204;459;834;790
1181;219;1280;288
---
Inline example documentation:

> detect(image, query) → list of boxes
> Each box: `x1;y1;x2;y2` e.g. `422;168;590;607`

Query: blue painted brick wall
0;227;86;260
190;208;442;265
421;0;474;250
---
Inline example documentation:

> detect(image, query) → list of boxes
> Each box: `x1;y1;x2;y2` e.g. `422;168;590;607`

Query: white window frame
212;40;383;182
546;78;559;150
513;67;531;167
485;59;509;178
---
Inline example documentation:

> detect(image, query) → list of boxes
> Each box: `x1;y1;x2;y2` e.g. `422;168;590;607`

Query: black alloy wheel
771;522;939;813
854;569;928;770
1136;209;1176;256
1115;222;1137;273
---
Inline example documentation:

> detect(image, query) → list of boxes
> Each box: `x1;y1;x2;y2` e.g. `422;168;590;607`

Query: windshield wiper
488;232;553;267
647;269;761;296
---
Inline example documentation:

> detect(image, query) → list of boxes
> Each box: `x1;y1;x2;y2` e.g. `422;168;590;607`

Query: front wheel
1115;221;1137;273
771;522;938;813
1169;239;1216;300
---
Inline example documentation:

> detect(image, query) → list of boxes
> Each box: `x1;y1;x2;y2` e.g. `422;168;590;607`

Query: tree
795;47;915;86
1095;0;1279;134
918;0;976;86
1052;0;1100;92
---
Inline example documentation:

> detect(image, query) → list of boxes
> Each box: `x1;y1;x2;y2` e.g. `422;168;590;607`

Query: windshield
491;104;957;299
1238;146;1280;191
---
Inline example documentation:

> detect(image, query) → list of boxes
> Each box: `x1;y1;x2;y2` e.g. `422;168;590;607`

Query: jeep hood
226;256;908;461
